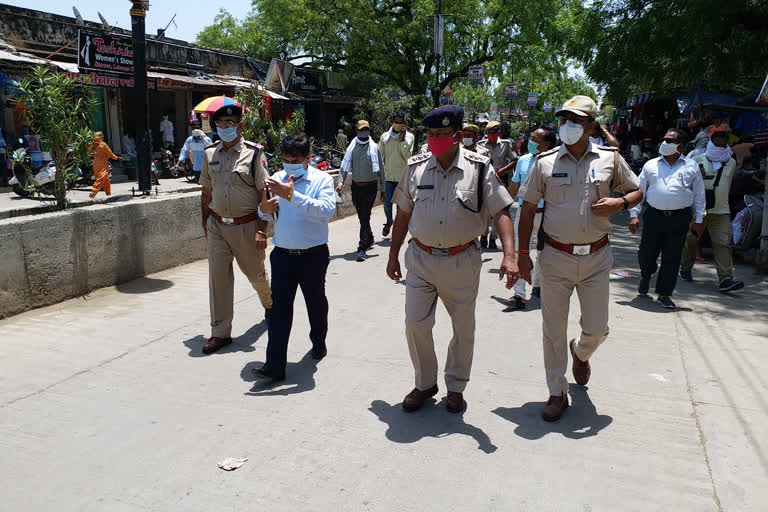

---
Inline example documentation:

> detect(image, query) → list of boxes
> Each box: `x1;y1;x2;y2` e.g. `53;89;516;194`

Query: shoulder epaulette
464;151;491;165
597;145;619;151
408;153;431;165
537;146;559;158
205;142;220;150
243;140;259;148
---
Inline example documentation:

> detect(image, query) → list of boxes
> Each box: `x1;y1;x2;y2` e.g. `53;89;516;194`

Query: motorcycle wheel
185;169;195;182
40;183;56;196
12;183;31;198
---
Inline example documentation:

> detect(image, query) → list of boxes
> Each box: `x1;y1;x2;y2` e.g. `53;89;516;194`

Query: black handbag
703;163;724;210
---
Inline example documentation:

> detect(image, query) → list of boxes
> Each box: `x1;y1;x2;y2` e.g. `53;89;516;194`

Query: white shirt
159;119;174;143
630;155;706;223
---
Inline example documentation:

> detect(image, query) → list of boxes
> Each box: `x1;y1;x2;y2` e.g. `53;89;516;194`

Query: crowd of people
194;94;763;423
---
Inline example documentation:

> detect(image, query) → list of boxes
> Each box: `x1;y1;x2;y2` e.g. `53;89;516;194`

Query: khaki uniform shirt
199;139;267;218
393;147;513;248
468;144;489;157
692;154;735;215
521;143;639;245
478;138;517;173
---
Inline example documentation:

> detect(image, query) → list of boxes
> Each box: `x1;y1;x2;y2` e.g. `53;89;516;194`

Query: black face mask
358;131;370;141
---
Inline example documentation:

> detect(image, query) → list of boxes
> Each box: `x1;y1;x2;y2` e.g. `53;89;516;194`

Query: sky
3;0;253;43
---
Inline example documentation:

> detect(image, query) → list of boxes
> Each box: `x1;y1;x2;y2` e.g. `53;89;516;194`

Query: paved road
1;208;766;511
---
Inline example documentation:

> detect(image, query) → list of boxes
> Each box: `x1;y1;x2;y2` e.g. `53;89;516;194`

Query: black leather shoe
253;366;286;381
312;344;327;360
531;286;541;298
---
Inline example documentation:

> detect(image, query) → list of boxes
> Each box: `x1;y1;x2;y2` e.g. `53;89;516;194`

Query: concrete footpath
0;208;766;511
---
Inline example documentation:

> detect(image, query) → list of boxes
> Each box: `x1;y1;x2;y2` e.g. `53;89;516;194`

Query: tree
17;67;96;210
198;0;573;107
564;0;768;101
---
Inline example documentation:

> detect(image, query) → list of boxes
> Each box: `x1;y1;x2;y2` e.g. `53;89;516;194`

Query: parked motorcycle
152;148;176;179
9;150;85;198
312;148;329;171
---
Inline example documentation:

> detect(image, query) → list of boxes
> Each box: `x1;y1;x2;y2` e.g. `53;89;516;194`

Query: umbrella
193;96;240;115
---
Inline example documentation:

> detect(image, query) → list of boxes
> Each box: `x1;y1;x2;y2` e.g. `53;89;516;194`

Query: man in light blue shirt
176;127;212;183
254;134;336;381
505;128;556;308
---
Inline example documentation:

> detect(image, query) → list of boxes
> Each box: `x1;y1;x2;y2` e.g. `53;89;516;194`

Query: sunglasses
662;137;680;144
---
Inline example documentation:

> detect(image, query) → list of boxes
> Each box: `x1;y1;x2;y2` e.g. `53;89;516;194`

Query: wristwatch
622;197;629;210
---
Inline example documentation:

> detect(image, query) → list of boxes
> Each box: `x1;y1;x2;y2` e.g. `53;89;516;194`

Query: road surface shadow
242;350;318;396
329;251;381;262
182;321;268;357
616;295;693;313
115;277;174;294
368;398;498;453
492;385;612;440
490;294;541;313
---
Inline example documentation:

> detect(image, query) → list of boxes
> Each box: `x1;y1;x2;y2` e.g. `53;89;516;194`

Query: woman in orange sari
89;132;119;198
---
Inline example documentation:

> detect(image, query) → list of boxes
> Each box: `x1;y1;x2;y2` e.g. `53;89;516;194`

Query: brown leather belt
545;234;609;256
413;238;475;256
211;211;260;225
352;180;377;187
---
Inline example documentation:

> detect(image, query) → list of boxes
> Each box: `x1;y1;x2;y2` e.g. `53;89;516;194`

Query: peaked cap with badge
422;105;464;129
211;102;244;122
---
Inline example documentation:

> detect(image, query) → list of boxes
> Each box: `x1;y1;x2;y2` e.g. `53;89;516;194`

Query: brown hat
486;121;502;130
555;95;598;118
462;124;481;134
356;120;370;130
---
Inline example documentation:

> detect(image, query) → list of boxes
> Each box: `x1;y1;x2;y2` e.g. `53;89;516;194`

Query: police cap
421;105;464;130
211;103;243;123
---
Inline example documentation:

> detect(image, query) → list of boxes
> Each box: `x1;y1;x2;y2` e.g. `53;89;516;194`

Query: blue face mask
283;162;306;178
528;139;540;155
216;126;239;143
357;131;370;142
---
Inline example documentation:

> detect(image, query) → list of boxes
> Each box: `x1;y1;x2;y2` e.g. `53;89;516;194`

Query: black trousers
637;206;692;296
351;181;378;251
265;245;330;371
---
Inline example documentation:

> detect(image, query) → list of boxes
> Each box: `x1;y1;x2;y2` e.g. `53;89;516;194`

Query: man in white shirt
629;128;705;309
159;113;174;149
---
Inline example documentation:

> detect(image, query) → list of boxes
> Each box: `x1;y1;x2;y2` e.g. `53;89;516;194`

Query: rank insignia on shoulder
205;142;219;149
408;153;431;165
464;151;490;164
538;147;559;157
597;145;619;151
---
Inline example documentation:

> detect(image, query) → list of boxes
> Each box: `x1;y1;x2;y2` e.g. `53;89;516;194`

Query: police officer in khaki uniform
199;103;273;354
517;96;643;420
478;121;517;249
461;124;490;156
387;105;519;413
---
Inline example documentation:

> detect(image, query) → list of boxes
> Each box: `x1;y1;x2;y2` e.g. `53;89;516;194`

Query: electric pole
130;1;151;193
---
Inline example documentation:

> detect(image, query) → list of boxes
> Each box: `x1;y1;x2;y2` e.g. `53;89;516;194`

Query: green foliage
198;0;572;103
17;67;96;209
564;0;768;101
235;87;271;143
354;89;420;136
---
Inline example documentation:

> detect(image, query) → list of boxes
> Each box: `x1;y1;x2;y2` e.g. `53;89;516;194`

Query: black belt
274;244;328;256
649;205;690;216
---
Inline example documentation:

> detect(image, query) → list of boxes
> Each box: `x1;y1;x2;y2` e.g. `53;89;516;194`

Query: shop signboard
505;83;517;100
65;71;156;90
469;65;484;88
78;30;134;76
527;93;539;106
543;101;552;112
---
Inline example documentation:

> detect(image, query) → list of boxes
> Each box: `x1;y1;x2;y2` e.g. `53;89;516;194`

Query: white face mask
559;120;585;145
659;141;680;156
462;137;475;147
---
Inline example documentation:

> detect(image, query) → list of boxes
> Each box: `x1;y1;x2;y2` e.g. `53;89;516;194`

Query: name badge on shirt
417;185;434;189
552;172;568;178
209;161;220;166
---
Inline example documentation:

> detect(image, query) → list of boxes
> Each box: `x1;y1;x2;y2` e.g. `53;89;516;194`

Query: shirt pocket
548;174;571;204
413;186;435;215
454;187;479;214
589;169;613;201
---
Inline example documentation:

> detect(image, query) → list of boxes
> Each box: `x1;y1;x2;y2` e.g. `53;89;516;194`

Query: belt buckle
288;249;304;255
221;217;235;225
432;247;451;256
663;210;672;216
573;244;591;256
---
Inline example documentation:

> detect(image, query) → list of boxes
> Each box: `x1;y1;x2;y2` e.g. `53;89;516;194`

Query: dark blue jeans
265;245;330;370
384;180;398;226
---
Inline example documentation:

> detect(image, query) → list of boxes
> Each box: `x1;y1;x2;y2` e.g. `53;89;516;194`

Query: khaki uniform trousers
404;240;482;393
207;216;272;338
680;213;733;282
538;243;612;396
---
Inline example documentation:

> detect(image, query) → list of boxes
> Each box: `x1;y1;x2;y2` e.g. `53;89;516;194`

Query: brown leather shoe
382;223;392;237
570;339;591;385
202;337;232;354
402;385;438;411
541;393;569;421
446;392;466;413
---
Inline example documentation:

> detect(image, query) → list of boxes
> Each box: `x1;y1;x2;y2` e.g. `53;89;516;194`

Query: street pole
130;1;151;193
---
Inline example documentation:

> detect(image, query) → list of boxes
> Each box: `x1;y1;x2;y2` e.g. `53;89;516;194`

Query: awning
149;71;238;89
263;88;288;100
0;49;48;66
